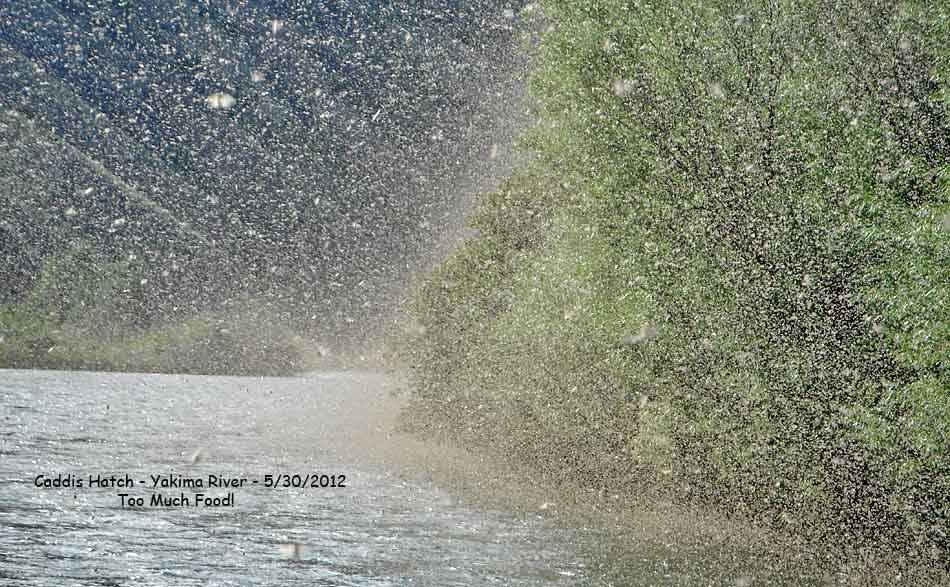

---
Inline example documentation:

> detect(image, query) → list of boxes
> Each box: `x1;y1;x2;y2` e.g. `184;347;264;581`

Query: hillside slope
0;0;531;372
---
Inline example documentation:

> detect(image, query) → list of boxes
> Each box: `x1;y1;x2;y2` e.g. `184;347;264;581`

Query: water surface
1;369;822;586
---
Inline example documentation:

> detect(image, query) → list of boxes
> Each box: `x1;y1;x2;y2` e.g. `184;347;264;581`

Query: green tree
405;0;949;565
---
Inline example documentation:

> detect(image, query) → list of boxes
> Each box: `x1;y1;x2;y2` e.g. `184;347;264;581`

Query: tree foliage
404;0;949;566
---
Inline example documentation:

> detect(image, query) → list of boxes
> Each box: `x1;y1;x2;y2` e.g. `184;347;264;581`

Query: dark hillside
0;0;531;371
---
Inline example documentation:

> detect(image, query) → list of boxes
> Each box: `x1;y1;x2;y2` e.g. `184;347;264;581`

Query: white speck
371;108;382;122
612;79;635;98
64;206;78;217
189;448;203;464
111;217;127;227
206;92;236;109
268;20;284;35
503;8;515;19
250;70;265;83
82;187;94;196
708;82;725;99
277;543;302;559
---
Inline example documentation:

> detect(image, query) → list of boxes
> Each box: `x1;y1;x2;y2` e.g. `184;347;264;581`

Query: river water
1;369;828;586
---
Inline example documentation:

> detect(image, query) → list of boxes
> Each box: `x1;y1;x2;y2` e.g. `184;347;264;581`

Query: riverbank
378;388;947;586
0;305;321;376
